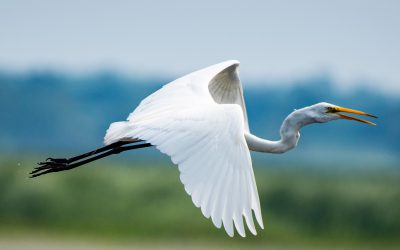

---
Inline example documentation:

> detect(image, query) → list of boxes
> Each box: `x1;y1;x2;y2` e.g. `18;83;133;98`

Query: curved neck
245;108;314;154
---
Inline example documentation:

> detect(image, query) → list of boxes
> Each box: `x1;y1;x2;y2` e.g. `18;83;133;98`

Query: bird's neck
245;109;314;154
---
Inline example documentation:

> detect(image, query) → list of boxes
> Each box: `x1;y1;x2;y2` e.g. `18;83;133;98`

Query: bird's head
306;102;377;125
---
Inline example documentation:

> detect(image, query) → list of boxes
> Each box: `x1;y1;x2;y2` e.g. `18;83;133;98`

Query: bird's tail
104;121;133;145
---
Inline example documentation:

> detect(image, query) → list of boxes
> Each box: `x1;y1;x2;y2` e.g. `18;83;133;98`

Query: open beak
333;106;377;126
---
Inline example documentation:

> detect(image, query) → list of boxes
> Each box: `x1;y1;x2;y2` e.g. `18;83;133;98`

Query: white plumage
104;60;263;236
102;60;376;237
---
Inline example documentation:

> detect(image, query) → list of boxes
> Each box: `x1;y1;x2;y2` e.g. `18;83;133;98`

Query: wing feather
104;60;263;237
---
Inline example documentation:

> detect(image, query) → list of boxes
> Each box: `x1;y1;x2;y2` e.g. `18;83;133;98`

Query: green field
0;157;399;249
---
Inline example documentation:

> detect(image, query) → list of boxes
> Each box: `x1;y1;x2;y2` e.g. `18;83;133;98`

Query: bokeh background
1;1;399;249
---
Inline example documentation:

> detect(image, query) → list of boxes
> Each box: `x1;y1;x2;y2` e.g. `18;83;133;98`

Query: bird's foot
30;158;72;178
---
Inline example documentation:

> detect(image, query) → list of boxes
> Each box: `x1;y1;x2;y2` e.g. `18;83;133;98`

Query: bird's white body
104;60;376;237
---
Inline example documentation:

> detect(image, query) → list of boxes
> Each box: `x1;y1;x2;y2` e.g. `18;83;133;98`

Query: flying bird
31;60;377;237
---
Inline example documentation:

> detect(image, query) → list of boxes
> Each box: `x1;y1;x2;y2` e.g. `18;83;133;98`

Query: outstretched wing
104;60;263;236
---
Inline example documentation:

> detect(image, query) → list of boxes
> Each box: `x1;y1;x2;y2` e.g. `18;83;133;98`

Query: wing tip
224;225;234;237
225;59;240;65
220;60;240;70
237;228;246;237
209;60;240;74
254;210;264;229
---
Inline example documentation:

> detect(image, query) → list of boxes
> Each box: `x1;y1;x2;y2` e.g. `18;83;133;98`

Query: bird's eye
325;107;338;113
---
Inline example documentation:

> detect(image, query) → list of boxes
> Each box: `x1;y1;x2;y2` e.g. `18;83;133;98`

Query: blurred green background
1;158;399;249
1;1;400;249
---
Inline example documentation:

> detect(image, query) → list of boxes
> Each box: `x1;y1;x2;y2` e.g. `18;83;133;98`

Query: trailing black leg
38;140;138;165
30;141;152;178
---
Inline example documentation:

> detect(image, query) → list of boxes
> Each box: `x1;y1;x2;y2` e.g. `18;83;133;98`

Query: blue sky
1;0;399;93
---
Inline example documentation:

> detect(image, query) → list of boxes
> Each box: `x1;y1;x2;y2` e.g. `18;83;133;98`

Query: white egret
31;60;377;237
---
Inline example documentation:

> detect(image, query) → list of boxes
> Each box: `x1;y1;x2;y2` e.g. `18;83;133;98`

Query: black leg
39;140;138;165
30;141;152;178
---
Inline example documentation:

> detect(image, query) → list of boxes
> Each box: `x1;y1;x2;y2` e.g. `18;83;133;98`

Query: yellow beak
333;106;377;126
